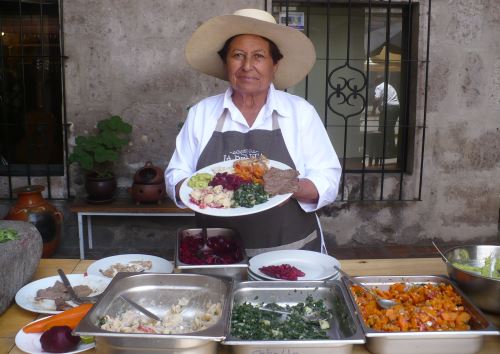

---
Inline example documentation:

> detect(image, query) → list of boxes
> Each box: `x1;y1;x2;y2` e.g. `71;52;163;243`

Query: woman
165;9;341;256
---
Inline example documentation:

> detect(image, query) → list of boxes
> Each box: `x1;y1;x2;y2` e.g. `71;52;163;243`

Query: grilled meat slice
263;167;299;196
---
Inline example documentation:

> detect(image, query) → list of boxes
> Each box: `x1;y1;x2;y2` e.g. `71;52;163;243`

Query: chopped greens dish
230;295;332;340
232;183;269;208
0;228;19;243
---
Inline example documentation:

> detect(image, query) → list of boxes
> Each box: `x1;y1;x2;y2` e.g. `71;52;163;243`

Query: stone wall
1;0;498;255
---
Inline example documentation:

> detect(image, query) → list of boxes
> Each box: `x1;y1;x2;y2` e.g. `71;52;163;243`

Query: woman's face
225;34;278;96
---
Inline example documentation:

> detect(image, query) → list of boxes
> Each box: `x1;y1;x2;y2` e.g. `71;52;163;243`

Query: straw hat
185;8;316;90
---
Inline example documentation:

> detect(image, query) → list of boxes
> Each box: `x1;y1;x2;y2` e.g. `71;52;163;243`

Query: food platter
179;159;293;217
248;250;341;281
15;274;111;315
86;254;173;278
15;317;95;354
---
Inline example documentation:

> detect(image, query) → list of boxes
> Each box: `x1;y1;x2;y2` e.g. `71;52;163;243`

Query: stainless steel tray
223;280;365;354
342;275;499;354
175;228;248;280
75;273;233;354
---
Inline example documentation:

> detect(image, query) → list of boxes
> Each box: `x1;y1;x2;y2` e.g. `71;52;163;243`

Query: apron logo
224;149;261;161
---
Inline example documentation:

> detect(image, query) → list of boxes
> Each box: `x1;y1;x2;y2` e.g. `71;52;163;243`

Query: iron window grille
270;0;430;201
0;0;70;199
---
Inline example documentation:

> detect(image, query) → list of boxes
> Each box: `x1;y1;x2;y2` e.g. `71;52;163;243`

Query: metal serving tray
75;273;233;354
175;228;248;280
222;280;365;354
342;275;499;354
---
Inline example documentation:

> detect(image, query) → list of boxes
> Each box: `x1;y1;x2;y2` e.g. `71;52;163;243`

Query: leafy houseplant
69;115;132;202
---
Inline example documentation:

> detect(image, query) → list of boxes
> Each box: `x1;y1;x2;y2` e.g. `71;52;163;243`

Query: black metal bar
59;0;71;199
398;0;413;200
379;0;392;200
304;0;310;100
360;0;373;200
418;0;431;201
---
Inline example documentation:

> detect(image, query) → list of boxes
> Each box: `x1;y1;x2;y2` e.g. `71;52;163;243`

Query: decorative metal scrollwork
327;63;367;121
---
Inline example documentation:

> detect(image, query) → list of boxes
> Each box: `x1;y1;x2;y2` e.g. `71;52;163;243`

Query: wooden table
70;199;194;259
1;258;498;354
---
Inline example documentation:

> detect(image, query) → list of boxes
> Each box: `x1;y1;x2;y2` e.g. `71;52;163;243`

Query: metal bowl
444;244;500;314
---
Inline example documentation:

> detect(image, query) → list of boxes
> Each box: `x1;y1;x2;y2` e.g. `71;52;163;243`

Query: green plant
68;115;132;178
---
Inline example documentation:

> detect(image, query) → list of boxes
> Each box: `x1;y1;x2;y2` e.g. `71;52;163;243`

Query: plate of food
179;156;298;217
15;274;111;315
248;250;341;281
86;254;174;278
15;317;95;354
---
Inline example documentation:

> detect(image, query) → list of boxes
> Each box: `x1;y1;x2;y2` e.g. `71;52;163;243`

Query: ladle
334;266;399;309
432;241;450;264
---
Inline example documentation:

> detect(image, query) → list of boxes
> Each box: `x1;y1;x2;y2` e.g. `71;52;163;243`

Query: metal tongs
57;269;101;304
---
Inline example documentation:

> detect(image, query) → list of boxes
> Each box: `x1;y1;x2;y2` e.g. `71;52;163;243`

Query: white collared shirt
165;84;342;212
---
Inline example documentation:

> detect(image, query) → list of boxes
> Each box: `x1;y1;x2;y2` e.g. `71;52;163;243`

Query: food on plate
230;295;332;340
233;183;269;207
452;254;500;279
187;172;213;188
209;172;248;190
24;303;93;333
40;325;80;353
99;260;153;278
35;280;93;311
263;167;299;195
189;185;234;209
259;264;305;281
179;234;243;265
233;155;269;184
99;297;222;334
350;282;472;332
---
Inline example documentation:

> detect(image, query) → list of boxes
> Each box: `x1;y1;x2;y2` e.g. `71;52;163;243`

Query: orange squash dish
350;283;472;332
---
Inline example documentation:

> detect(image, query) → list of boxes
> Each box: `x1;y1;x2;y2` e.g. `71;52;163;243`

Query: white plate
15;317;95;354
86;254;174;279
179;159;293;217
15;274;111;315
249;250;340;281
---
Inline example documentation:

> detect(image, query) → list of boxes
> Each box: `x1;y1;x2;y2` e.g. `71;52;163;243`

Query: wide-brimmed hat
185;8;316;90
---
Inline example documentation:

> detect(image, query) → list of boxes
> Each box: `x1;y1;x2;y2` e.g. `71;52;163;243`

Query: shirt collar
221;84;292;121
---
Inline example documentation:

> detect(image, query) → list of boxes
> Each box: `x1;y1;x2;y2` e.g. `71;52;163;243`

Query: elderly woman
166;9;341;256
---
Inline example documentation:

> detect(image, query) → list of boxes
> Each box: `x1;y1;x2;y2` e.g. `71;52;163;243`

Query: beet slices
259;264;306;280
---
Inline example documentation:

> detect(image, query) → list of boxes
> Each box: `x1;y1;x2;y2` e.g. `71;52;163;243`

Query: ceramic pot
133;161;164;185
128;183;166;204
85;173;117;203
4;185;62;258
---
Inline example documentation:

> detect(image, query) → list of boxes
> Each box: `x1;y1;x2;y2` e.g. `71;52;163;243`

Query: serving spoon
334;266;399;309
432;241;451;264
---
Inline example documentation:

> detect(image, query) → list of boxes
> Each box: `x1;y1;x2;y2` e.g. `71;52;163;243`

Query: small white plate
179;159;293;217
15;274;111;315
249;250;341;281
15;317;95;354
87;254;173;278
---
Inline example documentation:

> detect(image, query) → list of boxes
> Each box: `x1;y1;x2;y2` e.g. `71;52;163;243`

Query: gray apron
196;109;321;256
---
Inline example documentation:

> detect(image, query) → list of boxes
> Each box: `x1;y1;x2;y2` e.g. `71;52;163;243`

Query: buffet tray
175;228;248;280
223;280;365;354
75;272;233;354
342;275;499;354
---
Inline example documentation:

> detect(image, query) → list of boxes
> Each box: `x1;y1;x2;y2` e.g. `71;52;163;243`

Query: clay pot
85;173;117;203
133;161;164;185
4;185;62;258
128;183;166;204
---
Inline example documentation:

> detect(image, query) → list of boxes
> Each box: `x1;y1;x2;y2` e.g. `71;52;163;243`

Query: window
0;0;65;177
271;0;428;201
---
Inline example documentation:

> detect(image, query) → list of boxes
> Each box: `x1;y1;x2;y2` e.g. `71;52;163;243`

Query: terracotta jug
4;185;63;258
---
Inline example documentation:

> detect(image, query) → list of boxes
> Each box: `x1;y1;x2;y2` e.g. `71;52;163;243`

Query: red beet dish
259;264;306;280
179;234;243;265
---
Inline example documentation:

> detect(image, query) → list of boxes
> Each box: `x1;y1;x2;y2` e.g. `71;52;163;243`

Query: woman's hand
175;179;187;202
292;178;319;203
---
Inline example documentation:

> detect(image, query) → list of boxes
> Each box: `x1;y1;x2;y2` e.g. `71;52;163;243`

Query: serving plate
248;250;340;281
86;254;173;278
15;274;111;314
179;159;293;217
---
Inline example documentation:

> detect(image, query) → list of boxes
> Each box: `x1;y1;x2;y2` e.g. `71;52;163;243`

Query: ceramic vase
4;185;62;258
